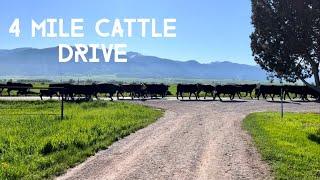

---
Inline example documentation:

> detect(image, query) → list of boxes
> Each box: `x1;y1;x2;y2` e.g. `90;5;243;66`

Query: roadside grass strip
243;112;320;179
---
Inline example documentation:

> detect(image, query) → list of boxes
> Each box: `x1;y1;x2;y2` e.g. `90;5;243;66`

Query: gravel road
54;99;319;180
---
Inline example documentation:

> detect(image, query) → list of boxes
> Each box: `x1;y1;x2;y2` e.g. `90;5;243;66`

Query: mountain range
0;47;267;81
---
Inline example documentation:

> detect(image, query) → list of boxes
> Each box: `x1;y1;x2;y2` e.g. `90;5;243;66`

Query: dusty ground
55;99;319;180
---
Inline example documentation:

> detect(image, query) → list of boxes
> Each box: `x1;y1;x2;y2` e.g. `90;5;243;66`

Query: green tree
251;0;320;91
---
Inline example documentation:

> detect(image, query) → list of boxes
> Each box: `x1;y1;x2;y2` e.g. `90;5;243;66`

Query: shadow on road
179;99;215;102
266;100;301;105
218;100;248;103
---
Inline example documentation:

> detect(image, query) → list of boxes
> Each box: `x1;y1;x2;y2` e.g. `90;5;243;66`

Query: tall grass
0;101;163;179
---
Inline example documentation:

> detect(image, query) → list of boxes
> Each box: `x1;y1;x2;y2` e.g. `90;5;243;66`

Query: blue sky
0;0;254;65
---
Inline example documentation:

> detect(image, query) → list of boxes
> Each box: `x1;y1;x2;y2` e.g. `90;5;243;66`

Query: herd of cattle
0;82;169;101
0;82;319;102
177;84;319;101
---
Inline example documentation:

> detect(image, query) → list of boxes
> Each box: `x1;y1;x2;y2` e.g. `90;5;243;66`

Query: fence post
280;79;284;119
61;94;64;120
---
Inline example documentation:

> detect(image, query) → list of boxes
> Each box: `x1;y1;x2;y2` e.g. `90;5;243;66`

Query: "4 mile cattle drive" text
23;18;176;63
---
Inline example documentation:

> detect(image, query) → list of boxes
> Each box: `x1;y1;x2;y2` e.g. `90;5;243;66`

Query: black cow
214;85;241;101
39;89;55;100
176;84;199;100
303;86;320;101
283;85;305;101
39;83;70;100
145;84;169;99
284;85;320;101
94;83;119;101
255;85;282;101
6;82;33;96
197;84;215;99
40;83;98;101
237;84;256;99
117;84;145;100
68;84;96;101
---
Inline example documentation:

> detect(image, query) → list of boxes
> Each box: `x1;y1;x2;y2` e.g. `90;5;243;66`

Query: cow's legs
179;92;183;100
94;93;99;100
87;94;92;101
271;94;275;101
230;93;235;100
262;93;267;100
285;92;292;101
256;93;260;100
237;92;241;99
193;92;198;100
105;93;109;100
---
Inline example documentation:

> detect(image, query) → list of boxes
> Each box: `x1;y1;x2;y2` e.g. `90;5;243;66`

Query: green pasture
0;101;163;179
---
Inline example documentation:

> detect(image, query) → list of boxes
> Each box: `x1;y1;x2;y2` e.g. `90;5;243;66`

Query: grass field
0;101;163;179
243;112;320;179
